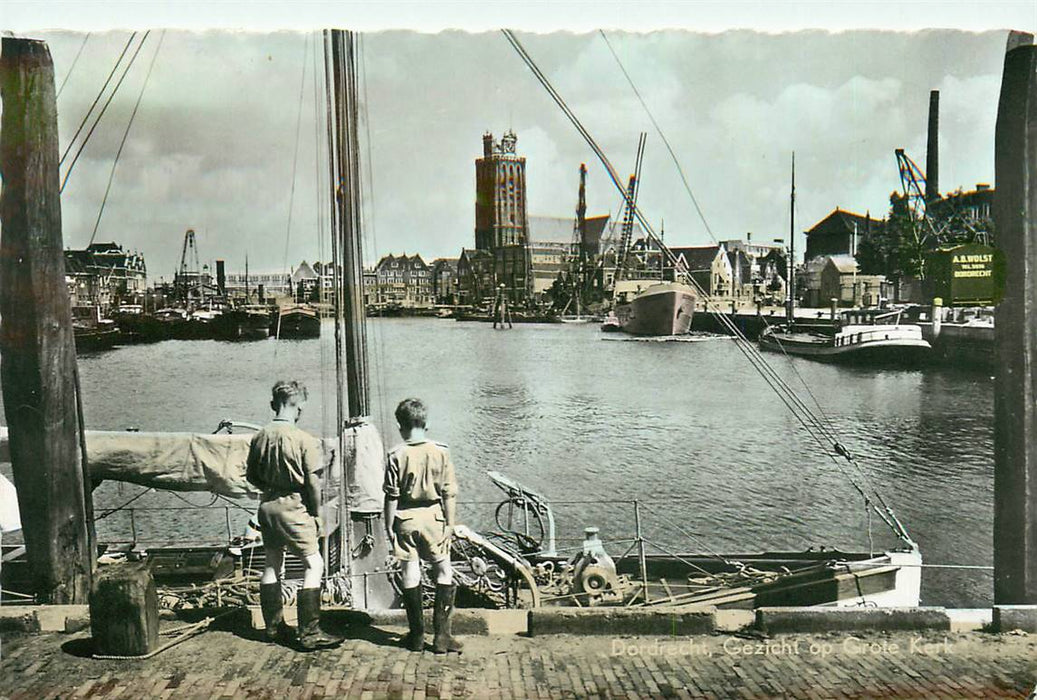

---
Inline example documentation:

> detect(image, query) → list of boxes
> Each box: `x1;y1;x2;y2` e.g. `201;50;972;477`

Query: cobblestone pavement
2;620;1036;698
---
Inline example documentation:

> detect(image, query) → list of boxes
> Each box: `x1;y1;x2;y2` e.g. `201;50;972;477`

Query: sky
7;3;1033;279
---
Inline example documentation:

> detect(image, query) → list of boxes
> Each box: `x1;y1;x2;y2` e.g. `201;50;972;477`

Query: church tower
474;130;528;252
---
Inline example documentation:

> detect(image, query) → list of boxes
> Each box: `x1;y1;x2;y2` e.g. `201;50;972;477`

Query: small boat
73;319;120;352
759;309;932;365
211;306;272;341
611;280;696;336
273;304;321;339
600;310;622;332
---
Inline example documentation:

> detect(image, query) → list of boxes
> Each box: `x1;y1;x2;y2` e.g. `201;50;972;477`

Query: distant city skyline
38;28;1009;277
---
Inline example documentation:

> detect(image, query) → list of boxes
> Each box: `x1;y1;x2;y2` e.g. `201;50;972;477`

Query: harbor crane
895;148;988;251
174;228;201;302
894;148;946;255
615;132;647;279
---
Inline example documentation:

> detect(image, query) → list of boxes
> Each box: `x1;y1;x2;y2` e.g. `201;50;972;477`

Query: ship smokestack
215;259;226;295
926;89;939;202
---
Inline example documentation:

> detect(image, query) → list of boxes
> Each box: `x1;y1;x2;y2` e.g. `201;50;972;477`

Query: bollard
89;562;159;656
931;297;943;338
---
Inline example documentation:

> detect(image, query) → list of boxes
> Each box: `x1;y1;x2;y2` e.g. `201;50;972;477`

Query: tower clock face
502;139;516;154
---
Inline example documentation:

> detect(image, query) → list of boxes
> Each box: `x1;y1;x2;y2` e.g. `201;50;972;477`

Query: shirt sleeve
383;451;400;499
440;450;458;498
245;434;263;488
302;432;323;476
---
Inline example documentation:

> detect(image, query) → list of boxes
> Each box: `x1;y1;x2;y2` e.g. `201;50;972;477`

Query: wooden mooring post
0;37;95;603
993;31;1037;604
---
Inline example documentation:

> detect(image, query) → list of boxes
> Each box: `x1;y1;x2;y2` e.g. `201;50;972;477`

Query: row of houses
64;242;148;317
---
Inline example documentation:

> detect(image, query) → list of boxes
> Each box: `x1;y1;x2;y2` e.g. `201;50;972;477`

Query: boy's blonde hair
271;380;308;407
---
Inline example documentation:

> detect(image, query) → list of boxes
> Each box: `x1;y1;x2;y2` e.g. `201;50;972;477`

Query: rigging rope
56;33;90;98
358;33;391;434
280;33;311;291
313;30;332;441
60;31;136;167
501;28;912;547
61;32;150;194
88;30;164;248
599;30;718;245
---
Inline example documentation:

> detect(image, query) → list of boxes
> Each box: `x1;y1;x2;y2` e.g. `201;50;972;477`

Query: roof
823;254;859;273
726;249;752;283
670;245;722;272
807;208;878;235
374;253;428;271
291;260;318;282
460;248;493;261
528;216;575;244
583;215;610;241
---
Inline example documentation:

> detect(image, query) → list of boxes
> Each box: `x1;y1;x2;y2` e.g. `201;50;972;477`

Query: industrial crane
615;132;647;280
174;228;201;301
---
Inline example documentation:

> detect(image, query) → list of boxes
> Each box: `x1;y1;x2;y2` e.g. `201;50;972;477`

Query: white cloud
35;29;1008;274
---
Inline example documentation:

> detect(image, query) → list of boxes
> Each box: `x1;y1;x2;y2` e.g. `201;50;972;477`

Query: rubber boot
401;586;425;652
259;582;294;645
432;583;463;654
297;588;343;651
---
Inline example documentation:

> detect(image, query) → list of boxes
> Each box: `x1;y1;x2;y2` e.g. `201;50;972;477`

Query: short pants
393;503;449;562
258;492;319;557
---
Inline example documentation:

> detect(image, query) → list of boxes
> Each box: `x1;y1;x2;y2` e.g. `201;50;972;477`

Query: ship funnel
926;90;939;202
215;259;226;295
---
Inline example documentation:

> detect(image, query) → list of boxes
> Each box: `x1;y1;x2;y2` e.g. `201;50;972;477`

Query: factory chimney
926;90;940;202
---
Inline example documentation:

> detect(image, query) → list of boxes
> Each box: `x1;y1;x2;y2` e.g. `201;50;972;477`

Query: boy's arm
383;452;400;543
383;497;397;542
441;452;458;536
301;434;322;517
303;472;321;517
442;494;456;532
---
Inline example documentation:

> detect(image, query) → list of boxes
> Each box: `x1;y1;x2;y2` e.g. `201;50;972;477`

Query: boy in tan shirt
383;398;462;654
247;380;342;651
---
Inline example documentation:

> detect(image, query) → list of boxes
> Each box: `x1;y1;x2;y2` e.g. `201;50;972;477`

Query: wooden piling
993;32;1037;604
0;37;95;603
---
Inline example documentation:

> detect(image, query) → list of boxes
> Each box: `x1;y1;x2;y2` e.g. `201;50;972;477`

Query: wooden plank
994;32;1037;604
0;37;94;603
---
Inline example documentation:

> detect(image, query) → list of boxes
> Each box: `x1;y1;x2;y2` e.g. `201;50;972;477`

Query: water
2;318;995;606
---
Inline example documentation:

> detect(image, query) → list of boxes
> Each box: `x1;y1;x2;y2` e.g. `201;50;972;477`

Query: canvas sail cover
346;420;386;514
0;426;354;499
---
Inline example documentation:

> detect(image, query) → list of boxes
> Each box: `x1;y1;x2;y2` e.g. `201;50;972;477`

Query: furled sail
0;426;382;500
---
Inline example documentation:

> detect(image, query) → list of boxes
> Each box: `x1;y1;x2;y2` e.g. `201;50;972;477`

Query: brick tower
475;130;528;252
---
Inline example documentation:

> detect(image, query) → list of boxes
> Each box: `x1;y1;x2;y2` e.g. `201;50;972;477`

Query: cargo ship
611;279;696;336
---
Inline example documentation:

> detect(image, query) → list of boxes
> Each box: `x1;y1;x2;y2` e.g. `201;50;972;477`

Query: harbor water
2;318;995;607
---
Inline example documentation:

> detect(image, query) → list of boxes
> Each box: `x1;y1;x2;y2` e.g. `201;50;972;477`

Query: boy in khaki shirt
383;398;462;654
247;380;342;651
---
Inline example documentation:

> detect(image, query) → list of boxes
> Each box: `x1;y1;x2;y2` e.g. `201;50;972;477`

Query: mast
787;152;796;324
328;30;369;419
568;163;587;315
0;37;96;603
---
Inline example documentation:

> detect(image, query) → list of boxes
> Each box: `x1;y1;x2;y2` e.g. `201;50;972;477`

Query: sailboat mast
328;29;369;420
788;152;796;324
